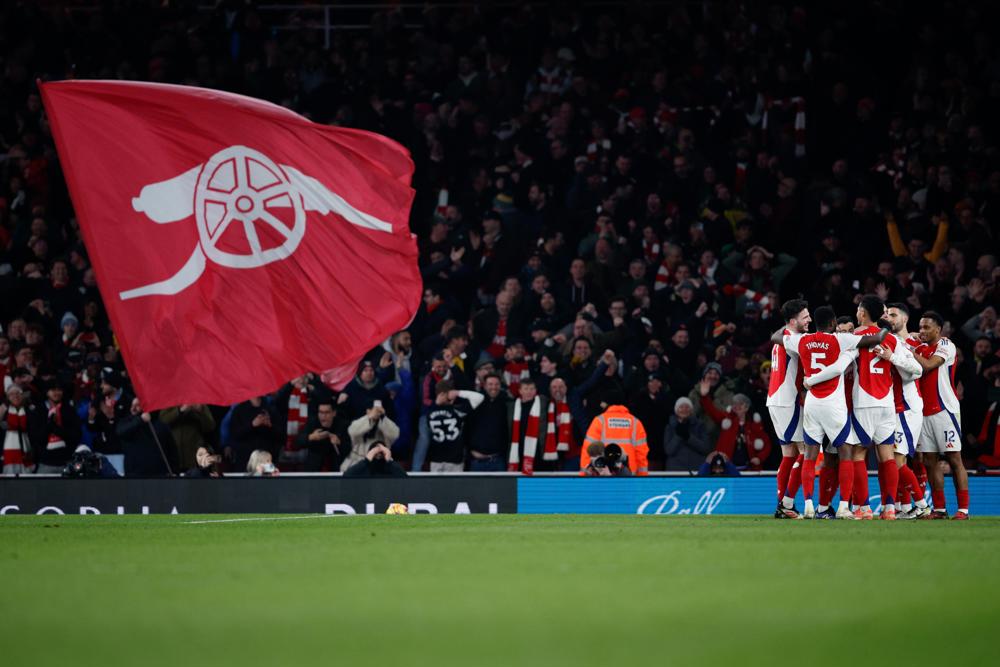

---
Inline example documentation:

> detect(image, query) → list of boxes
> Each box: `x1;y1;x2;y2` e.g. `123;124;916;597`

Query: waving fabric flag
40;80;420;410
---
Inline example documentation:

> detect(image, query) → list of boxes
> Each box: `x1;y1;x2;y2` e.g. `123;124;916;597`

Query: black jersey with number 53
426;400;472;464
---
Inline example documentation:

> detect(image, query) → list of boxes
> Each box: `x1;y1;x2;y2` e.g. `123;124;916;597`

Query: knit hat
674;397;694;413
61;311;79;329
731;393;751;407
701;362;723;379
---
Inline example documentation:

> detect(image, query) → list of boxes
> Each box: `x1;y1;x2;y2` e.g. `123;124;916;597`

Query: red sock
878;460;898;506
957;489;969;511
777;456;795;502
876;460;888;505
853;460;869;506
838;458;854;505
932;488;946;511
819;464;837;506
785;454;804;499
914;459;928;488
801;458;816;501
899;464;923;501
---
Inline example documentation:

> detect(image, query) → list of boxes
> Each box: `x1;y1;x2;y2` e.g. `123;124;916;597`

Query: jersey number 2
869;355;884;375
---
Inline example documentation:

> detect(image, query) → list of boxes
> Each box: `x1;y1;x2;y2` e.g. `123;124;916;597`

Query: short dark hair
836;315;854;326
435;379;454;395
814;306;837;331
519;377;536;388
483;372;503;383
781;298;809;322
445;326;468;342
858;294;884;322
921;311;944;328
886;302;909;316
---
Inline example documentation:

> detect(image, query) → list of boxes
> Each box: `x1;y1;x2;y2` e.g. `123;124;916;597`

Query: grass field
2;515;999;667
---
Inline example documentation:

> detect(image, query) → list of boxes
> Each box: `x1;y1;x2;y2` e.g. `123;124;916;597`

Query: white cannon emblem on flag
122;145;393;300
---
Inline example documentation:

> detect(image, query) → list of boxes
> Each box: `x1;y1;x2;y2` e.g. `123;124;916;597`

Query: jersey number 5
430;418;460;441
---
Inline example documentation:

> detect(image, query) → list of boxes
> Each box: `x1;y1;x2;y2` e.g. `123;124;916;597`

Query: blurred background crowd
1;1;998;476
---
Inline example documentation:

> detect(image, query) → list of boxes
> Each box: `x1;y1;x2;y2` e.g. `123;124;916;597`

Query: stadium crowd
1;1;998;476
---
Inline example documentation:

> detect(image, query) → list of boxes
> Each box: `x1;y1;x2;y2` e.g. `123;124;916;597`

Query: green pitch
2;515;999;667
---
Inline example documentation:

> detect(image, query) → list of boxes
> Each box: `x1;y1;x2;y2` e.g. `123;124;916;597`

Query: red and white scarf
654;259;676;291
545;399;572;460
698;260;718;290
503;359;531;398
641;238;660;264
46;402;66;451
286;388;308;451
508;397;542;474
726;284;774;317
762;96;806;158
4;406;28;467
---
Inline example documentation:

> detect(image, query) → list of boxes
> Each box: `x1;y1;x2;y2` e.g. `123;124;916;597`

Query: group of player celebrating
766;295;969;520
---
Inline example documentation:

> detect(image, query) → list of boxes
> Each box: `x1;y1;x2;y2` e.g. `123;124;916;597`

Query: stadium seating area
0;1;998;475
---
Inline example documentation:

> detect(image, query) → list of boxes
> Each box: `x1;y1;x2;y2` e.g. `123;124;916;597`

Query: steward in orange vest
580;405;648;476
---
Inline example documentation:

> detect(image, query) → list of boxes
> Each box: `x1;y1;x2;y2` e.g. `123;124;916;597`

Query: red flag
40;80;420;410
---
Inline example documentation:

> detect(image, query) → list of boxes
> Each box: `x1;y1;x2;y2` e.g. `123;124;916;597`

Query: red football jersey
853;325;896;408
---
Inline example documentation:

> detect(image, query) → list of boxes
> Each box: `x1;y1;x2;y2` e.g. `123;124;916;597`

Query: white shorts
894;409;923;456
917;410;962;454
852;406;896;446
802;400;852;448
768;403;803;444
843;414;859;445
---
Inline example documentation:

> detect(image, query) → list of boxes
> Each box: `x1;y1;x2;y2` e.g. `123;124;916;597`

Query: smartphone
373;400;383;408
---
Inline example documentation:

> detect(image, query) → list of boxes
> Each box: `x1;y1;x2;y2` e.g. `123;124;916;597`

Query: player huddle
767;296;969;520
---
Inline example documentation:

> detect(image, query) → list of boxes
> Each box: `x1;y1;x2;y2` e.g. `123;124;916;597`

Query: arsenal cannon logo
123;145;393;300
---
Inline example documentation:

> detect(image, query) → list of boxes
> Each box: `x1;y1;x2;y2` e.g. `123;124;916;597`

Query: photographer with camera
342;400;399;471
62;444;120;478
582;442;633;476
343;441;408;478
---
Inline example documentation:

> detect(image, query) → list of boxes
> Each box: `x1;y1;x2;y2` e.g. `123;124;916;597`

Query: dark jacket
341;377;393;422
467;393;510;457
295;414;351;472
472;307;525;355
663;416;712;472
229;400;283;469
117;414;178;477
29;400;82;467
343;458;408;478
627;390;672;464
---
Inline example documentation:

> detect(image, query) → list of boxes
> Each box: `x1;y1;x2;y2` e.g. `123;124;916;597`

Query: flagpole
145;417;175;477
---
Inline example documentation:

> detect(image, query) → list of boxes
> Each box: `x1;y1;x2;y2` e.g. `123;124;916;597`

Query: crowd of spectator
1;2;998;476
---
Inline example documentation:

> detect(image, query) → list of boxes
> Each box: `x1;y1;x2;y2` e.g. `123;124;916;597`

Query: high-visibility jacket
580;405;648;476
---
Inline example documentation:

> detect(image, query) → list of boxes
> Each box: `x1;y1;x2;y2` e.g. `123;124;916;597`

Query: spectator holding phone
342;401;400;472
228;396;281;471
246;449;279;477
296;399;349;471
186;445;223;478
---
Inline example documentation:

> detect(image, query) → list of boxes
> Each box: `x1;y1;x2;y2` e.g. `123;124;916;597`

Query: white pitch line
184;515;340;524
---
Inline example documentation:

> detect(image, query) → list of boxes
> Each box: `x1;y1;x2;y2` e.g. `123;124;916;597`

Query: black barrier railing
0;476;517;515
